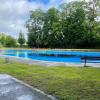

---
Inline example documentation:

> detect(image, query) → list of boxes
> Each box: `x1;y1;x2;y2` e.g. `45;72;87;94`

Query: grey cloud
0;0;44;37
0;0;76;37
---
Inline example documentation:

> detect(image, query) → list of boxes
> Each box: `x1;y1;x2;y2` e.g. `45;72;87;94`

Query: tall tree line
26;0;100;48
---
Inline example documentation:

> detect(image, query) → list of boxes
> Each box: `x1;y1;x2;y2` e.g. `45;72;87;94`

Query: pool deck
0;74;56;100
0;55;100;67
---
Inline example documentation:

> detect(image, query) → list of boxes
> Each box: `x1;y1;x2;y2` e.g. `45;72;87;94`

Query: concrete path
0;74;56;100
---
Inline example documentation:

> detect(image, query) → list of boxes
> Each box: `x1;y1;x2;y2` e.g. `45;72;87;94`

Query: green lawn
0;58;100;100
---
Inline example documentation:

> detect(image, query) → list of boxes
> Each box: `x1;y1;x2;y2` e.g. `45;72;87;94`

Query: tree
26;1;100;49
0;33;6;46
80;0;100;48
0;33;17;47
43;8;61;48
5;36;17;47
60;1;86;48
18;31;25;47
26;9;45;48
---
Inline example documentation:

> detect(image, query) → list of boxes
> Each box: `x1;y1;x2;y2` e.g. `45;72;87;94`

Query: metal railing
81;56;100;67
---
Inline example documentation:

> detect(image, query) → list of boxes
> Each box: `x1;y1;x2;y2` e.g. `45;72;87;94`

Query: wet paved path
0;74;56;100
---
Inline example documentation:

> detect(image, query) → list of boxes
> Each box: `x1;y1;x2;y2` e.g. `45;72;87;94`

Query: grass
0;58;100;100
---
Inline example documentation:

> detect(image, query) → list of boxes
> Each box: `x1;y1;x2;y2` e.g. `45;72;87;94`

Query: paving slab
0;74;56;100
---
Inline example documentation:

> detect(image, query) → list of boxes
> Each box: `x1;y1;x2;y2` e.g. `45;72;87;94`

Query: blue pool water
1;49;100;63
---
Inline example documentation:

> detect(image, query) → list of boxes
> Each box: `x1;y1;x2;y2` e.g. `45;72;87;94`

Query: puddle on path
18;95;33;100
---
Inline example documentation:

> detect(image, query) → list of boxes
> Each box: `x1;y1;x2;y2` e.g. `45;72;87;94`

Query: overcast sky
0;0;79;37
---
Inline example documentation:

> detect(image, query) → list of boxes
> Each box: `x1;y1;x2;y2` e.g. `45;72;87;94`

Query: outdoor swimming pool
1;49;100;63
